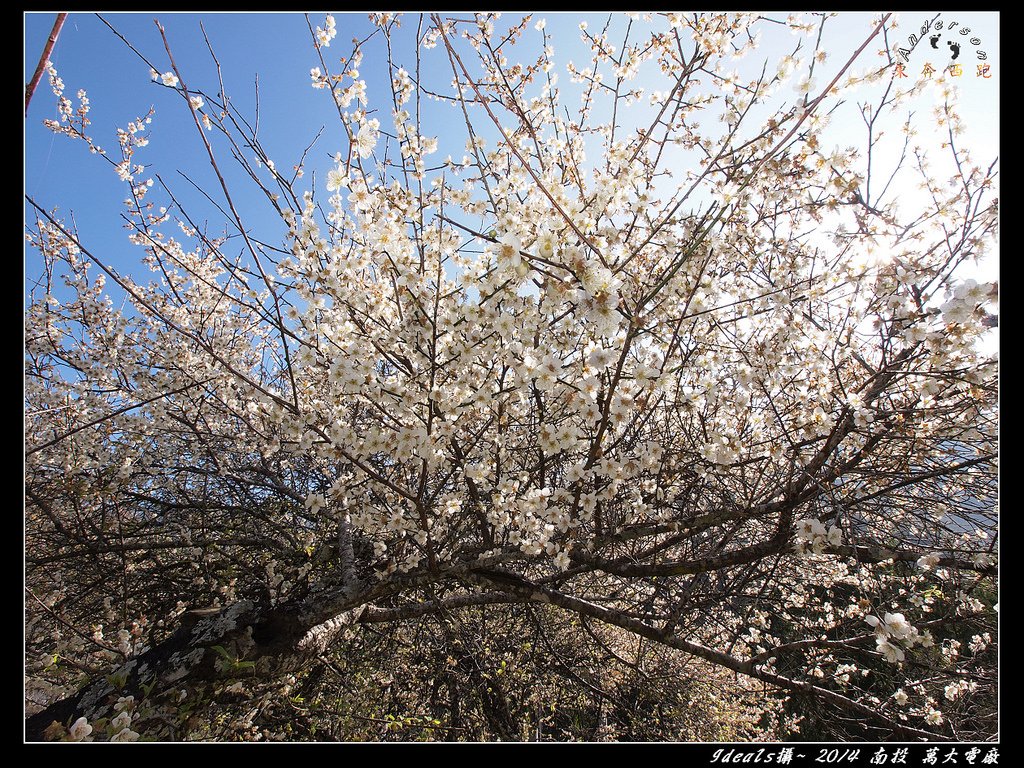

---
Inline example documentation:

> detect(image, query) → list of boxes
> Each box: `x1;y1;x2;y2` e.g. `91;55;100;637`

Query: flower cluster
864;612;933;663
315;14;337;48
794;519;842;554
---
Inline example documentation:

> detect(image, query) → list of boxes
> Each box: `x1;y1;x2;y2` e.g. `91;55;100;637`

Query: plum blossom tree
25;11;997;742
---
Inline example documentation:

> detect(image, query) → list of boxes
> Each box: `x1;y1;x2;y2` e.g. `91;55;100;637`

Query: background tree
25;11;997;742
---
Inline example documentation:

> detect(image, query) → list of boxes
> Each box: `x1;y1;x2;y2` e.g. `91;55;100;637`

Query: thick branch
25;13;67;116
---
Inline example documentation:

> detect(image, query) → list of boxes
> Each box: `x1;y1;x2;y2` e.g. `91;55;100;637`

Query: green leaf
210;645;231;660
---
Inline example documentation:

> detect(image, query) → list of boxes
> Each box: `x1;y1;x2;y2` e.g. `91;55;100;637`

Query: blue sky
26;12;999;303
26;13;383;268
